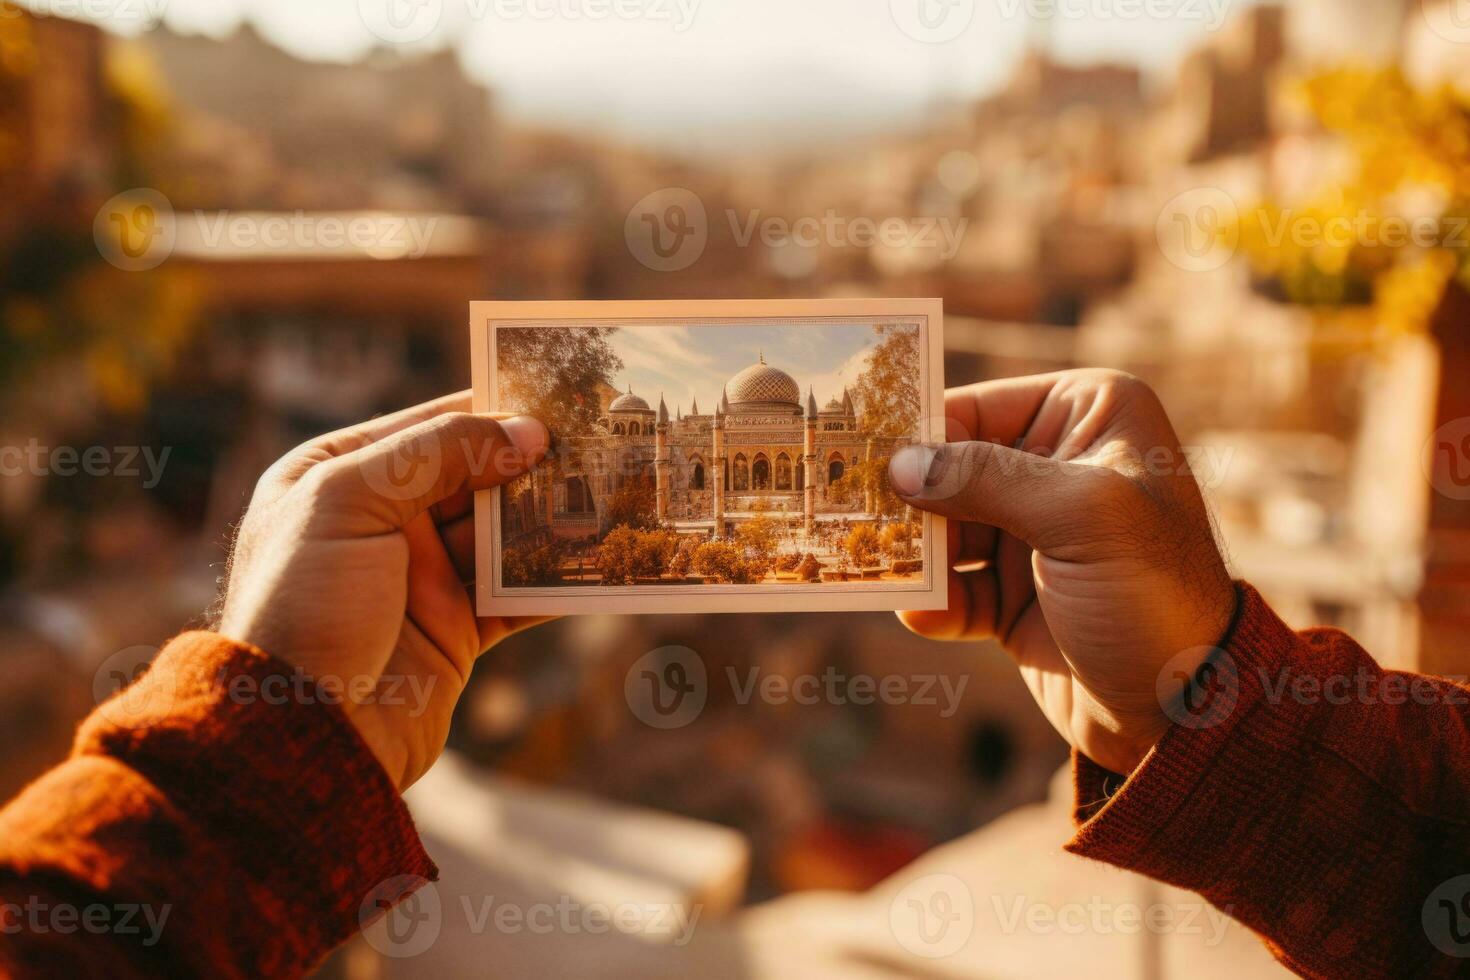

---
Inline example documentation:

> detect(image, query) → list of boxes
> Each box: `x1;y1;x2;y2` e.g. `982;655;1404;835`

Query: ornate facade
509;355;884;541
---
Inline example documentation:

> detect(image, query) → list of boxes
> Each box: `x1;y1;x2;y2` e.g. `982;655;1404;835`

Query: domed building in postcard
503;353;887;541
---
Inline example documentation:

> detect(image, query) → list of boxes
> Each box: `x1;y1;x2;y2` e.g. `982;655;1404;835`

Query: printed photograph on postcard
471;299;947;615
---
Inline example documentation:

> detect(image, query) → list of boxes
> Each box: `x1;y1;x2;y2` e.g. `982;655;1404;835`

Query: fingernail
499;415;550;464
890;444;939;497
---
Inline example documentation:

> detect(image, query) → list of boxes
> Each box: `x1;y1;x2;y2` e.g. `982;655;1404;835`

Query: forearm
1066;584;1470;978
0;633;436;978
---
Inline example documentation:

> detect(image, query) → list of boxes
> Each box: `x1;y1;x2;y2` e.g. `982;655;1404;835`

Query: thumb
314;412;550;535
890;440;1121;552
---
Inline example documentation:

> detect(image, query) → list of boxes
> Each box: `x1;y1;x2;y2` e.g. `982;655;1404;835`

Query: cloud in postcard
610;321;878;414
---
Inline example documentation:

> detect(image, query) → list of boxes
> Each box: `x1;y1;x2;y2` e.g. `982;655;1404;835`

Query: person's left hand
216;392;552;790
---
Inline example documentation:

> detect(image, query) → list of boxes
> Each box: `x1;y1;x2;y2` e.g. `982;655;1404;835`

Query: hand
216;393;552;790
890;370;1236;775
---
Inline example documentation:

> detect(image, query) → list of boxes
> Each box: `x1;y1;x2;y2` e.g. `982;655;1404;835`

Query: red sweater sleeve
0;632;437;978
1067;584;1470;978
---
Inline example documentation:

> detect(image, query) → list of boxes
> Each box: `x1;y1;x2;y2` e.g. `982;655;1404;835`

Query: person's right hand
890;370;1237;775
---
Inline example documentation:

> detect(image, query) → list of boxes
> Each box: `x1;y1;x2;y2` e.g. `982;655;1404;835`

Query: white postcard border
471;299;947;616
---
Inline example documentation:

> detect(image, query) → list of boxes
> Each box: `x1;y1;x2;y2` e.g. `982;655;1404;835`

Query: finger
897;565;998;641
256;392;477;500
402;510;479;678
890;439;1114;552
440;513;476;581
312;391;473;458
940;374;1067;446
432;486;476;527
312;412;550;536
477;614;555;652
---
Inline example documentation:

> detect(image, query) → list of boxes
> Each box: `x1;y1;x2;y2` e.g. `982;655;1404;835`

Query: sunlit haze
24;0;1264;154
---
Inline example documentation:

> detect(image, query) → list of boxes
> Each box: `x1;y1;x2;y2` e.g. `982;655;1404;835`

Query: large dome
726;355;800;407
609;389;651;412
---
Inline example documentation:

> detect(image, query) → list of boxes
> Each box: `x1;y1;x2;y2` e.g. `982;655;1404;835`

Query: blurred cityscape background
3;0;1470;976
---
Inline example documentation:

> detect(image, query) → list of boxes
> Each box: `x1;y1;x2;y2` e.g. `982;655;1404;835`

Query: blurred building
0;8;112;242
136;24;497;212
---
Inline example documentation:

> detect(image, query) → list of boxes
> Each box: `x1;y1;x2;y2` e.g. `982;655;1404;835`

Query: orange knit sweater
0;585;1466;977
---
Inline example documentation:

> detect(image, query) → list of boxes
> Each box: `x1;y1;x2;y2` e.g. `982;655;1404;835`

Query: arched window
828;456;845;484
628;422;641;436
775;453;792;491
690;460;706;490
612;422;625;435
565;477;589;513
752;455;771;491
733;454;749;492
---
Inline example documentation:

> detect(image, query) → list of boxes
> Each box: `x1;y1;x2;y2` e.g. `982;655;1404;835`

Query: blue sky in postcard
610;321;881;415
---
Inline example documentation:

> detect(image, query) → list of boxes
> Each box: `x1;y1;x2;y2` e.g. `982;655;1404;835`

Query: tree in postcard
498;326;623;536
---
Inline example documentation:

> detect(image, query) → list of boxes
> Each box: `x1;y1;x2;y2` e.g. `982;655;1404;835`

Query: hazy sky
32;0;1268;152
608;321;876;417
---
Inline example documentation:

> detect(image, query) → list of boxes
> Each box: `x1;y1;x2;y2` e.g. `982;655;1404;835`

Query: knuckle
1077;466;1147;517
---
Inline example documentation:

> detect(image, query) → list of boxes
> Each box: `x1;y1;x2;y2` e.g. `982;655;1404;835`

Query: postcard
471;299;947;616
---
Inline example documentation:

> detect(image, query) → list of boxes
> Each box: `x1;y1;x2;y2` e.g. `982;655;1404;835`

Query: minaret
803;387;818;537
690;396;699;416
655;394;670;522
712;398;726;537
719;385;730;416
